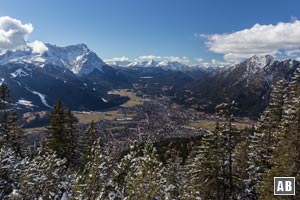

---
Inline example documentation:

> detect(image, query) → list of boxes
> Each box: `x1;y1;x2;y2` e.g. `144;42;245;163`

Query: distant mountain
107;59;215;80
0;43;129;112
107;59;212;72
0;43;108;76
179;55;300;117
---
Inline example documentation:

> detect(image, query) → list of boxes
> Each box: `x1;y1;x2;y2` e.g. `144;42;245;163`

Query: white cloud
136;55;190;64
164;56;190;64
0;16;32;50
211;59;229;66
285;49;300;57
198;59;229;68
202;20;300;62
0;16;47;53
195;57;204;63
104;56;129;62
28;40;48;54
201;62;211;68
138;55;162;60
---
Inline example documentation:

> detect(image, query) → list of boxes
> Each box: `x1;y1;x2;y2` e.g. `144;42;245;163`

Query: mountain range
106;58;212;72
1;42;300;118
0;43;129;112
179;55;300;117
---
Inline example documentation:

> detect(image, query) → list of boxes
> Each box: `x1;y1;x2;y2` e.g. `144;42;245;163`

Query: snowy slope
188;55;300;117
0;43;129;112
0;43;106;76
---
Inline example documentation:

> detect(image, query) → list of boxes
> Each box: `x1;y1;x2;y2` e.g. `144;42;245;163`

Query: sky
1;0;300;66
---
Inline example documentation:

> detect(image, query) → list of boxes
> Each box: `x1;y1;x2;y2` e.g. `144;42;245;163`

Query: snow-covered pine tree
124;141;165;200
233;125;256;200
163;148;184;200
250;79;287;197
259;71;300;199
72;139;113;200
186;122;226;200
0;146;25;199
216;101;239;199
112;141;140;199
19;150;68;199
82;120;98;164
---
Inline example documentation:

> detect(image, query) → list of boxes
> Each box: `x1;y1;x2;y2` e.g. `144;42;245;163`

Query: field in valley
73;89;143;124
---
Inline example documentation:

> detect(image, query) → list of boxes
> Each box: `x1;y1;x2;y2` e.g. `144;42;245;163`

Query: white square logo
274;177;295;195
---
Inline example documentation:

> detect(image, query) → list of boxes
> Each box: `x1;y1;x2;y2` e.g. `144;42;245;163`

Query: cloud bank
201;20;300;62
104;56;129;62
138;55;162;60
137;55;190;64
0;16;48;53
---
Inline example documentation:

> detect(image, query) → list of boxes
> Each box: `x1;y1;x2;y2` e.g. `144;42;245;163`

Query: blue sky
1;0;300;65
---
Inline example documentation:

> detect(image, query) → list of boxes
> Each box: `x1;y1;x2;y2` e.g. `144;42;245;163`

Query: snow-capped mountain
107;59;207;72
0;43;106;76
0;43;129;112
185;55;300;117
246;55;275;69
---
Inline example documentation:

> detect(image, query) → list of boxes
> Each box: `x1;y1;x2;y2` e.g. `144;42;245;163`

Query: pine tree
216;101;239;199
0;146;18;199
64;109;78;166
19;150;68;199
47;100;65;156
7;108;24;157
163;148;184;200
186;122;226;200
250;79;287;197
124;141;165;200
47;100;78;165
83;121;97;164
0;84;11;147
72;139;113;200
233;126;255;199
259;73;300;199
112;141;140;199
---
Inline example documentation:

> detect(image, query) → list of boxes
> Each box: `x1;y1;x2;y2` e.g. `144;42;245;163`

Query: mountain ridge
106;58;213;72
0;43;107;76
176;55;300;117
0;43;129;112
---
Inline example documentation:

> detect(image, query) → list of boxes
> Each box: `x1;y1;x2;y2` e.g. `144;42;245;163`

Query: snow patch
10;68;29;78
101;97;108;103
17;99;35;107
31;90;53;108
0;78;4;86
22;84;53;108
